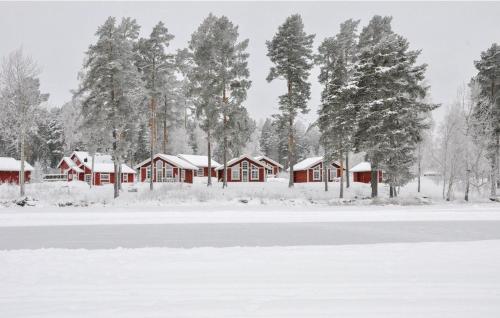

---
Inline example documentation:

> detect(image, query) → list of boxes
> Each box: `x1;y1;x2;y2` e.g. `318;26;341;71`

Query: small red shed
255;155;283;178
215;155;266;182
289;157;342;183
351;162;383;184
134;154;197;184
0;157;33;184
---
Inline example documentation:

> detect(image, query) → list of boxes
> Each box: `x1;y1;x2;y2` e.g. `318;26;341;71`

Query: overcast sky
1;1;499;124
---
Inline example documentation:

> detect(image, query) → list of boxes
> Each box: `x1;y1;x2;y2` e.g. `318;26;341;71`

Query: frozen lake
1;220;500;249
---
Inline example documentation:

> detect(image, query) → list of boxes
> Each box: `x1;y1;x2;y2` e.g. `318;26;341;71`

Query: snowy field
1;179;499;317
2;241;500;317
0;176;493;209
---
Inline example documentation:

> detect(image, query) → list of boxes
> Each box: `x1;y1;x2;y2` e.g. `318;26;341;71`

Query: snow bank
0;176;493;208
1;241;500;317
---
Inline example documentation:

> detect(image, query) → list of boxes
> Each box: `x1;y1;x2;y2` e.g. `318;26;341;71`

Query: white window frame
181;169;186;181
146;166;152;180
251;164;259;180
197;168;204;176
313;167;321;181
85;174;92;184
231;165;240;180
100;173;110;183
166;166;174;179
122;173;128;183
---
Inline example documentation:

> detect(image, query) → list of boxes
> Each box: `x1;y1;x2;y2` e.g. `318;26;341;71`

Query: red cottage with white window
215;155;266;182
255;155;283;178
177;154;220;178
134;154;196;183
351;161;383;184
0;157;33;184
57;151;135;185
290;157;342;183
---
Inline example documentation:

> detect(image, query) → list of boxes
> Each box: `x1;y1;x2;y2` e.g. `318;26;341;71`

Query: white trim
251;164;259;180
313;166;321;181
231;166;240;180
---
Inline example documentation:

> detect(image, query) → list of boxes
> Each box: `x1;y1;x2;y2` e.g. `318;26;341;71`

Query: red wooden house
0;157;33;184
58;151;135;185
351;162;383;184
255;155;283;178
134;154;197;183
289;157;342;183
215;155;266;182
177;154;220;177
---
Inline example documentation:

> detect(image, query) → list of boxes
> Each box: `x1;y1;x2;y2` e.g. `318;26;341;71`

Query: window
231;166;240;180
251;165;259;180
122;173;128;183
313;167;321;181
85;174;91;184
198;168;204;176
181;169;186;181
146;167;152;180
156;161;163;182
101;173;110;183
166;167;174;179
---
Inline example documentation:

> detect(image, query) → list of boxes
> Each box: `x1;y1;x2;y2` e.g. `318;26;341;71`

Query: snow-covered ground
0;176;493;208
2;241;500;317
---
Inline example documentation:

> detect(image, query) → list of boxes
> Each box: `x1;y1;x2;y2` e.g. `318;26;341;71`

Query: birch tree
0;48;49;196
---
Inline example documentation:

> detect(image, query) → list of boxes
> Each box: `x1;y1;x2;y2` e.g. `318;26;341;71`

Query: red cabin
255;155;283;178
0;157;33;184
290;157;342;183
58;151;135;185
177;154;220;178
351;162;383;183
215;155;266;182
135;154;196;183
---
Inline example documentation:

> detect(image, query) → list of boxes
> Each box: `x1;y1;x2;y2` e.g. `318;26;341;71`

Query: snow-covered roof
254;155;284;169
67;166;83;173
291;157;323;171
134;154;198;170
350;162;372;172
0;157;34;172
177;154;220;168
287;157;342;172
71;151;113;165
215;154;264;170
57;156;78;169
82;162;136;174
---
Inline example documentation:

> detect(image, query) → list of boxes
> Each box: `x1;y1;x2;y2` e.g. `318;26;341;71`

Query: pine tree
186;14;251;187
266;14;315;187
77;17;144;198
353;16;437;197
259;118;274;156
317;19;359;196
473;43;500;198
136;21;174;190
0;48;49;196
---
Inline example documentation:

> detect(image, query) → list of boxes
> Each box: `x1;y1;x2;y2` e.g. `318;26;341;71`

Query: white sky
1;1;499;124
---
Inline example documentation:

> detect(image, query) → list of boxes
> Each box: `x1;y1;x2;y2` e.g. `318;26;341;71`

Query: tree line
0;13;498;199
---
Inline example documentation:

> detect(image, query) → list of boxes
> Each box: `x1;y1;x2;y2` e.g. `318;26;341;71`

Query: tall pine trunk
417;144;422;193
19;131;25;197
149;97;156;191
339;157;344;199
91;153;96;188
287;81;294;188
207;122;212;187
370;161;378;198
113;161;119;199
491;133;499;197
345;152;350;188
323;153;328;192
222;87;228;188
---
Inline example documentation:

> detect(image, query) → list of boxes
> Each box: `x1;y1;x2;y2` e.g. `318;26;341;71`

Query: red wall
202;167;217;177
217;158;265;182
138;157;193;183
293;162;343;183
259;159;282;176
0;171;31;184
353;171;383;183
